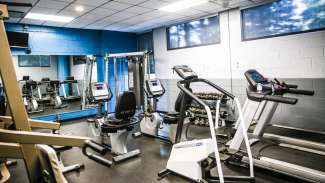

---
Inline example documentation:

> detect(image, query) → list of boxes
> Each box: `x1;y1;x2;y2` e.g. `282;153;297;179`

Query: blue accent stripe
31;107;98;121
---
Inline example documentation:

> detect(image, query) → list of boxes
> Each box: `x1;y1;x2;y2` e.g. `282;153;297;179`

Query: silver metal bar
62;83;67;98
264;133;325;152
106;51;147;58
113;149;140;162
271;124;325;135
114;58;118;102
229;100;260;150
242;156;325;183
253;101;278;137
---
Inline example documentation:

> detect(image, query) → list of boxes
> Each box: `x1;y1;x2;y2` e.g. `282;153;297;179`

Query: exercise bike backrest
245;69;314;105
115;91;136;120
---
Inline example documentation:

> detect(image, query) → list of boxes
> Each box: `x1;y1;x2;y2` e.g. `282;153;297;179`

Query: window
242;0;325;40
73;56;87;65
167;16;220;50
18;55;53;67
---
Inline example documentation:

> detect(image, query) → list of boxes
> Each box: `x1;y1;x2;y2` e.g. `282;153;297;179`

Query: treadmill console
90;82;112;101
173;65;198;80
145;79;165;98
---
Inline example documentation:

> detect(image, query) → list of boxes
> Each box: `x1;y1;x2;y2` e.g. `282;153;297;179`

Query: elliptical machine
158;65;254;183
20;76;43;114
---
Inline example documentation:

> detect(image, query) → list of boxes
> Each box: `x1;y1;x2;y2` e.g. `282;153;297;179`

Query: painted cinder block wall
153;9;325;132
5;23;137;80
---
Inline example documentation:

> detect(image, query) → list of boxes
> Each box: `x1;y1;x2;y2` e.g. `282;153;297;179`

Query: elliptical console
172;65;198;80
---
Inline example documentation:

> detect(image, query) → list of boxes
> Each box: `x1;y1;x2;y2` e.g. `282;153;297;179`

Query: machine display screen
95;84;104;90
250;72;265;83
151;81;158;86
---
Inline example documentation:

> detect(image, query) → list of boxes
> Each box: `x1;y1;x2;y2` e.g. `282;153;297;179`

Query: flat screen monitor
6;31;29;48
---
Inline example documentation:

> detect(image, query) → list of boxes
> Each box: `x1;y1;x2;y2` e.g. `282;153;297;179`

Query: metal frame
105;51;149;110
230;98;325;183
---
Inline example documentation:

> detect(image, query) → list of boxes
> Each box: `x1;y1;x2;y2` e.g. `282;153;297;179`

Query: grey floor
8;119;305;183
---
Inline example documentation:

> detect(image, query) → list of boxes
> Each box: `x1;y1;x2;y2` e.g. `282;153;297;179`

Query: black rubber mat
252;140;325;172
266;126;325;143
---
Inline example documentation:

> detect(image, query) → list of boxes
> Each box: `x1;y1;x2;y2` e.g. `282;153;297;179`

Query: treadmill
226;69;325;183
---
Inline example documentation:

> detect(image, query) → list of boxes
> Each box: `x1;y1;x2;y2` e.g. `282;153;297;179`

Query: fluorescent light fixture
25;13;74;23
159;0;209;12
75;5;84;12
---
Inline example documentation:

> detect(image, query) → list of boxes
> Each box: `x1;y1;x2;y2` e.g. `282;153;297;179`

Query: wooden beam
0;129;90;147
0;7;39;181
0;162;11;182
0;116;61;130
0;142;23;159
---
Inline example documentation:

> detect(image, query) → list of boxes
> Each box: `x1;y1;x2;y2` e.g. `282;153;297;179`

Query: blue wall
5;23;137;55
5;23;137;118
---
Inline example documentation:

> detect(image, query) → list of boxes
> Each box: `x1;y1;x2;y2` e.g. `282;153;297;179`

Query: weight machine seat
101;91;138;133
37;145;68;183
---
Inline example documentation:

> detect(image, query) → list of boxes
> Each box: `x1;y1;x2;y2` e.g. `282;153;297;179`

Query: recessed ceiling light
159;0;209;12
75;5;84;12
25;13;74;23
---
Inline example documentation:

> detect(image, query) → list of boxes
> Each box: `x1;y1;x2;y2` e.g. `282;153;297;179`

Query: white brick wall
154;9;325;79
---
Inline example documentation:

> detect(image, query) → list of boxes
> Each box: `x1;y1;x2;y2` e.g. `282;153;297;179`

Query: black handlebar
288;88;314;96
82;140;112;167
264;95;297;105
247;90;297;105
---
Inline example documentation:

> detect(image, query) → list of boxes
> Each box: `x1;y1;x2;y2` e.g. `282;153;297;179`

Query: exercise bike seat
102;91;138;133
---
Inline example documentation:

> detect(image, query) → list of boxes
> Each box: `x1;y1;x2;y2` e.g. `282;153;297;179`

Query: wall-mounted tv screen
6;31;29;48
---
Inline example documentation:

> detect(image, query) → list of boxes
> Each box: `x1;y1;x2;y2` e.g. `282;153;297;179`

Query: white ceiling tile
124;6;153;14
101;1;133;11
139;10;168;19
43;21;66;27
75;0;110;6
57;10;84;17
36;0;70;9
7;5;30;13
193;2;222;13
229;0;254;8
30;7;61;14
175;8;205;17
105;11;137;22
90;8;118;16
115;0;147;5
79;13;107;21
138;0;168;9
1;0;39;5
20;18;44;25
5;18;20;23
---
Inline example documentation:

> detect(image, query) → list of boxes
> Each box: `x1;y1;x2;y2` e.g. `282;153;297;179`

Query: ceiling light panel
159;0;209;12
25;13;74;22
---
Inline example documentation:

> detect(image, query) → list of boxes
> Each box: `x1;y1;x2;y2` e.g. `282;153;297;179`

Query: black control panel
244;69;314;104
173;65;198;80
